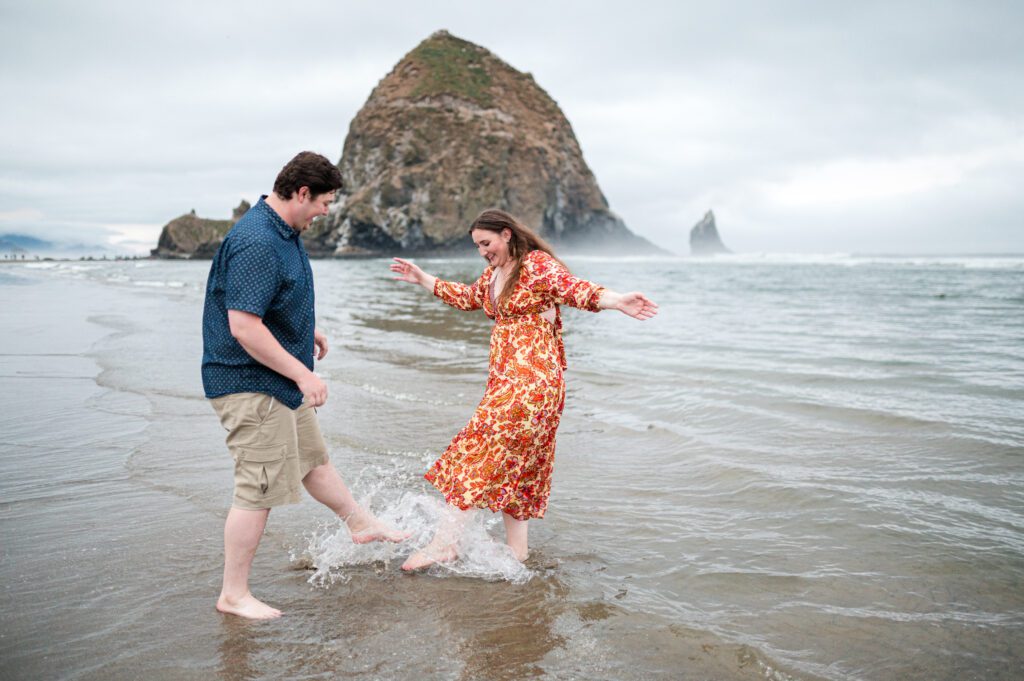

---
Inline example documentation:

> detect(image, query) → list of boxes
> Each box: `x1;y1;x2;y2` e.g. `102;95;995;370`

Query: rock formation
151;200;250;258
689;210;731;255
305;30;662;256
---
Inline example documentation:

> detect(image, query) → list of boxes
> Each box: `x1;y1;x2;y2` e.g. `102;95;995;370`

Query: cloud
0;208;45;223
2;0;1023;255
105;223;164;254
759;135;1024;209
763;156;967;207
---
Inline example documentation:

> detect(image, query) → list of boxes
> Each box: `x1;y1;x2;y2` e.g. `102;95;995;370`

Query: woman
390;209;658;570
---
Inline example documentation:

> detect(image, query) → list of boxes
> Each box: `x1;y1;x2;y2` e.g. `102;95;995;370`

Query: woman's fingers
389;256;419;281
625;292;658;320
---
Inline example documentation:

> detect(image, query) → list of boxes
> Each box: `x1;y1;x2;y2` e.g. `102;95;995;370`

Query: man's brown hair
273;151;343;200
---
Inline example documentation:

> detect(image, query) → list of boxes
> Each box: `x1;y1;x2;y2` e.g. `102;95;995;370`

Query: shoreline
4;250;1024;266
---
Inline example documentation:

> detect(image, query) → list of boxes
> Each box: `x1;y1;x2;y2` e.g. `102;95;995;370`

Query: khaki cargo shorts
210;392;329;510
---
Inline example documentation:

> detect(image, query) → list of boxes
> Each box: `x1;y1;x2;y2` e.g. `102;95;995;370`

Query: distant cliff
305;30;662;256
689;210;731;255
151;201;249;258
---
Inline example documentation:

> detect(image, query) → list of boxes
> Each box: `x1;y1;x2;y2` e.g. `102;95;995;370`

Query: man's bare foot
216;592;282;620
401;544;458;571
346;510;411;544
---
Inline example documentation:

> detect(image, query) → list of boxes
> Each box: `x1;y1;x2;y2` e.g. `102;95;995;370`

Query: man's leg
210;393;292;620
216;507;281;620
295;402;407;543
302;461;408;543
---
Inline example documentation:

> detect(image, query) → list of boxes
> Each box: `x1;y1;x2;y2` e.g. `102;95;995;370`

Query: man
202;151;405;620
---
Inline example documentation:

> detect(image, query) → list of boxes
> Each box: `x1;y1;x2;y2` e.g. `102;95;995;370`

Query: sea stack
689;210;731;255
151;200;250;259
305;30;662;256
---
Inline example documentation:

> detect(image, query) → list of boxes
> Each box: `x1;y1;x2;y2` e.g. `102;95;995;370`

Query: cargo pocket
235;444;287;501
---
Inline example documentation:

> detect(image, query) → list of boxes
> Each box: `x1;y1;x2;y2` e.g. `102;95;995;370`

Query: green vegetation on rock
409;34;494;107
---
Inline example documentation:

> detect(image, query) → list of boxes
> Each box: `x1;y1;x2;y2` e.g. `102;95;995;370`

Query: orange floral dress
426;250;604;520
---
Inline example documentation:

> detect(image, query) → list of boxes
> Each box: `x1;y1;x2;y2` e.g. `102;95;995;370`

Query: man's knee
211;393;302;509
301;460;334;483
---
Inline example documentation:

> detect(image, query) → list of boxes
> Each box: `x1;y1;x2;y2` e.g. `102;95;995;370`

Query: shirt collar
259;195;300;241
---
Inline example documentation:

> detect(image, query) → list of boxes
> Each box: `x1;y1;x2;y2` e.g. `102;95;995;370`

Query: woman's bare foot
345;511;411;544
216;592;282;620
510;546;529;562
401;544;458;571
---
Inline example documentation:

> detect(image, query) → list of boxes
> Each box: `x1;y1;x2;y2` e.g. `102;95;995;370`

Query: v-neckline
489;266;503;311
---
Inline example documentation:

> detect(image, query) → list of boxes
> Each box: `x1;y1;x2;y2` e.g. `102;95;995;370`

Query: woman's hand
608;291;659;320
391;257;424;285
390;257;437;292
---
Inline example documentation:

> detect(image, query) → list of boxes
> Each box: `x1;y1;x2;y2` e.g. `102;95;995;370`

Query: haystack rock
151;200;250;258
305;30;663;256
689;210;731;255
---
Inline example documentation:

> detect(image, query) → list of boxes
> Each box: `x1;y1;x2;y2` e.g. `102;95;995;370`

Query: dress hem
425;472;547;521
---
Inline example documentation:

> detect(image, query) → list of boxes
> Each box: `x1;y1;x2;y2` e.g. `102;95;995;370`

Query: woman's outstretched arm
527;251;658;321
390;257;487;311
597;290;659;320
390;257;436;292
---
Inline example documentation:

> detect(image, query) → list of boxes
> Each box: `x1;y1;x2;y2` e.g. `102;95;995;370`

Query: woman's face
471;228;512;268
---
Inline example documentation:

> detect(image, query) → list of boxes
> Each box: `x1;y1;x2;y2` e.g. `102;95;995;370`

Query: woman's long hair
469;209;568;305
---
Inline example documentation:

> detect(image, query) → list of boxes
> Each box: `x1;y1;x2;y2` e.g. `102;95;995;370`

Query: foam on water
684;252;1024;268
357;381;459;406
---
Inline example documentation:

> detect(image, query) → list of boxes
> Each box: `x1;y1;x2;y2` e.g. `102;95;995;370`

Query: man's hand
314;328;329;360
297;372;328;407
228;309;330;405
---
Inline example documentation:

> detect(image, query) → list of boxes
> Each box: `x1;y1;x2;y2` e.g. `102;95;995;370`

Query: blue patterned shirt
201;196;315;409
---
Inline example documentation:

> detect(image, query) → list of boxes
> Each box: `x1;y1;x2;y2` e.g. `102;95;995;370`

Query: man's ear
296;186;310;202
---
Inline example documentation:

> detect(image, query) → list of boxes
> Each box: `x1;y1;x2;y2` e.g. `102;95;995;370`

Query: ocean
1;253;1022;680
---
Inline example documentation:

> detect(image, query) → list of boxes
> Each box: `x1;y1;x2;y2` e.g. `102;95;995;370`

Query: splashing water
297;493;533;586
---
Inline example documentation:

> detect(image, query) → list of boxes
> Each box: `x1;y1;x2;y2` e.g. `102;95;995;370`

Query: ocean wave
685;252;1024;269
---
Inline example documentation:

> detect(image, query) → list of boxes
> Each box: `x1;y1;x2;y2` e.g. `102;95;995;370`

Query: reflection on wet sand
212;563;570;680
442;567;570;681
217;618;261;681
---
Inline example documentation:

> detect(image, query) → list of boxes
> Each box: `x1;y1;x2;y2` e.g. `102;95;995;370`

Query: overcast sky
2;0;1022;255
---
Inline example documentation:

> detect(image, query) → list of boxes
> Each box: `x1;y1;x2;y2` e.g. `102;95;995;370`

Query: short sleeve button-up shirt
201;196;315;409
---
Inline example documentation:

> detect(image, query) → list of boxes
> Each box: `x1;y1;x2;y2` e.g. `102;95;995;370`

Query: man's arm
228;310;327;406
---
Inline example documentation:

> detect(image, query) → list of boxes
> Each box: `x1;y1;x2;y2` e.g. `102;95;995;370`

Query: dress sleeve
433;269;489;311
527;251;604;312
